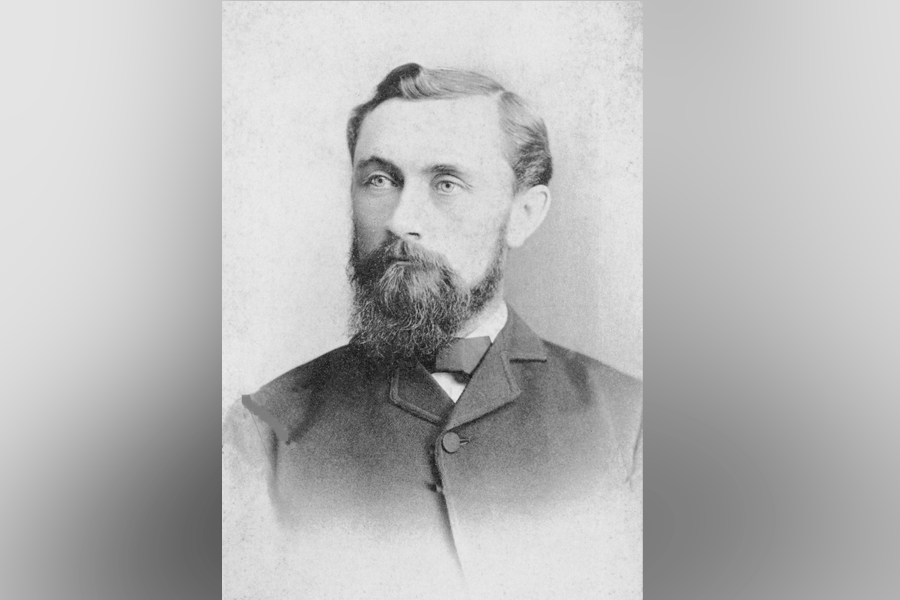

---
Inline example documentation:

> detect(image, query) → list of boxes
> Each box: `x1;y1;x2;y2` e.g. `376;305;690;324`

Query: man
223;63;642;600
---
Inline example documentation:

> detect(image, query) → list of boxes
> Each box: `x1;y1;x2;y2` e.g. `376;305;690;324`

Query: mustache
350;236;454;282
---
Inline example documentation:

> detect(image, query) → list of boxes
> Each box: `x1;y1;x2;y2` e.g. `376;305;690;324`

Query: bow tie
427;336;492;375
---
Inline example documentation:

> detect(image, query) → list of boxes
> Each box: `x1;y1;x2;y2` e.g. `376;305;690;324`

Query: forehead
354;96;510;173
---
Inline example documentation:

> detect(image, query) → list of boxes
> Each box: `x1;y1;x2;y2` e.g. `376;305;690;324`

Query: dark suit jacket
223;309;642;600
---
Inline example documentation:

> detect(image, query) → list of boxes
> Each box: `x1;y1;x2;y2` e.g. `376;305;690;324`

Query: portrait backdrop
222;1;643;412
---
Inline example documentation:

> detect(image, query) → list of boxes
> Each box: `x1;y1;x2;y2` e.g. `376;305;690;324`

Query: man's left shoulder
540;340;643;417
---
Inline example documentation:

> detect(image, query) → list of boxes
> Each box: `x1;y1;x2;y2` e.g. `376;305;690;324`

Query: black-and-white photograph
12;2;900;600
223;2;642;598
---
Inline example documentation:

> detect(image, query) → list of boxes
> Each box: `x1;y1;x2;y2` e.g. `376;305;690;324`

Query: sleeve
222;396;282;599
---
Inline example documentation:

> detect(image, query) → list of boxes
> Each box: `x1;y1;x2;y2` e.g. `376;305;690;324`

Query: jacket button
442;431;461;453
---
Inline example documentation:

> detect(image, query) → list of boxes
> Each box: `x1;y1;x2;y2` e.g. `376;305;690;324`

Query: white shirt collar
463;301;508;343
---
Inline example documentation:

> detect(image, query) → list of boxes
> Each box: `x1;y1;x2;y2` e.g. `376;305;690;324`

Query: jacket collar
497;306;549;362
388;307;548;429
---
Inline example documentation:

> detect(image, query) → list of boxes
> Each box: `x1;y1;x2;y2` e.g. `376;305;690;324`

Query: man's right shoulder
225;345;362;445
255;345;358;402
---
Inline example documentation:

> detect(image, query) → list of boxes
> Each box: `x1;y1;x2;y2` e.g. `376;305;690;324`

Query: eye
435;180;462;195
365;173;396;188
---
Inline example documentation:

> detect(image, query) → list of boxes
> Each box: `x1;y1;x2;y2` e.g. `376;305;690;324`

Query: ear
505;185;551;249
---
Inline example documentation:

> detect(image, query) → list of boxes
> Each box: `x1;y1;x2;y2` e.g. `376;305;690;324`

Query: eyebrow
427;163;470;180
355;156;404;184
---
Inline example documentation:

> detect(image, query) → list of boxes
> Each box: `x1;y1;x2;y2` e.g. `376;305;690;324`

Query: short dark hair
347;63;552;192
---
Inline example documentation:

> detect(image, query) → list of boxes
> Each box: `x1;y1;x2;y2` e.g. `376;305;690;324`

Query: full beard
347;232;505;367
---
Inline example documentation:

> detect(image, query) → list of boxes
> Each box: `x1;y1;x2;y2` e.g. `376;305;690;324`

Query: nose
386;182;428;241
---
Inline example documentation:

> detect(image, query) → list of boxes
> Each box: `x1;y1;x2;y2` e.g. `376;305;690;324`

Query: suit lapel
390;362;455;425
444;346;518;430
444;308;548;431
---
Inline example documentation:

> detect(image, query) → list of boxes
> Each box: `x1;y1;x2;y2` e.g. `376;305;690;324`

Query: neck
454;288;507;339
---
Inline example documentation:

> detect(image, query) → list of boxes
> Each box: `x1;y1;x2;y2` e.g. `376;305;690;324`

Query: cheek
352;197;390;250
448;225;504;281
442;202;510;273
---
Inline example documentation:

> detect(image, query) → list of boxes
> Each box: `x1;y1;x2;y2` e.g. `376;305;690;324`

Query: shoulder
543;341;641;393
247;345;364;436
253;345;357;404
223;345;364;447
541;340;642;426
503;307;642;423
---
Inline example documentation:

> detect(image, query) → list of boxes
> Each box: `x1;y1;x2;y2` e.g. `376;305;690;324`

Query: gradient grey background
222;1;643;412
2;1;900;599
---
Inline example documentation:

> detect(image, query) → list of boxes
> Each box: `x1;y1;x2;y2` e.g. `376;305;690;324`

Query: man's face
351;96;516;287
